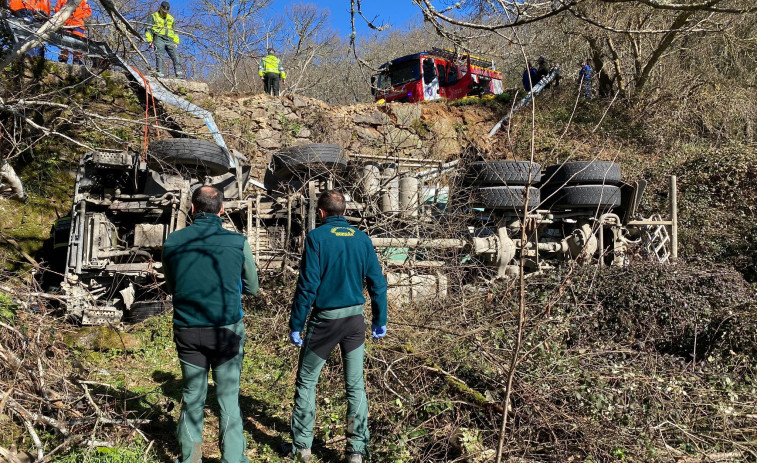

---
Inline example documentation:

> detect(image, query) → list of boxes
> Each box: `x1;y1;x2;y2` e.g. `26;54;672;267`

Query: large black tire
542;161;621;186
148;139;231;176
126;300;171;324
465;161;542;186
478;186;540;209
542;185;621;208
271;144;348;179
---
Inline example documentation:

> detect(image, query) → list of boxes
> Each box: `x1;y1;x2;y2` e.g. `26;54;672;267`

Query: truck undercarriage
61;141;676;325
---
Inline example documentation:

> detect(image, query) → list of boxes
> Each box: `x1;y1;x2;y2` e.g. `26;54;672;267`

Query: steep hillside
0;61;755;463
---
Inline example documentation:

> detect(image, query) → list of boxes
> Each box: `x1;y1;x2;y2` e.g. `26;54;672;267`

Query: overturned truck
60;141;676;325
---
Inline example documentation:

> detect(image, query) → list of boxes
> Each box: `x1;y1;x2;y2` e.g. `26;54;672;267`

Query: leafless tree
411;0;757;96
279;3;340;96
187;0;274;91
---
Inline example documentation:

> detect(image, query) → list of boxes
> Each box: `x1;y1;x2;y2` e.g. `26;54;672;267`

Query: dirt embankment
167;90;506;175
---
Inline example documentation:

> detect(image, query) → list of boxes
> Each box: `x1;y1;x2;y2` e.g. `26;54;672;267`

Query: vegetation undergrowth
3;261;750;462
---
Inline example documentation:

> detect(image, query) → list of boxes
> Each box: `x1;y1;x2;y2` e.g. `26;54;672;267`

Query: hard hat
160;1;170;11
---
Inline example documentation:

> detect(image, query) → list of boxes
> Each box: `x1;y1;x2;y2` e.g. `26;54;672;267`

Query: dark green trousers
291;305;369;454
174;320;248;463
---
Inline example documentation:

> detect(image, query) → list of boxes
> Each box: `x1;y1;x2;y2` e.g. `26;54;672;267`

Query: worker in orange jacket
54;0;91;65
8;0;51;57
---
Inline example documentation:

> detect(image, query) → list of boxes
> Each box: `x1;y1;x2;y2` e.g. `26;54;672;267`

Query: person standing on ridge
145;1;183;78
162;185;259;463
522;61;538;92
259;47;286;96
55;0;91;65
9;0;51;57
285;190;387;463
578;58;593;99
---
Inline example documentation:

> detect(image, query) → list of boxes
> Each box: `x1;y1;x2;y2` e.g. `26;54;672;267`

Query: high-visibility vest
9;0;50;14
54;0;91;36
145;11;179;44
258;54;286;79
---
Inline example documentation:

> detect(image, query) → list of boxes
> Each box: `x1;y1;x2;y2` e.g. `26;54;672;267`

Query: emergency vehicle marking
331;227;356;237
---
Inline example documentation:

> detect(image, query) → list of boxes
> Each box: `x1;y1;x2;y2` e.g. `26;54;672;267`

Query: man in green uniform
286;190;387;463
259;47;286;96
145;1;183;78
162;186;259;463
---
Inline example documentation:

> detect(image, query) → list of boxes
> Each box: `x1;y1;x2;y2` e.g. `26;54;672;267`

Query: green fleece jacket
289;215;387;332
163;213;258;327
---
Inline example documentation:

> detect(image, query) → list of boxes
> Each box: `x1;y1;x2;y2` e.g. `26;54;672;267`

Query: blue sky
293;0;422;36
166;0;421;38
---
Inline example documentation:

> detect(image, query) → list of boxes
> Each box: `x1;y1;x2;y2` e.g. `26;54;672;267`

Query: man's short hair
192;186;223;214
159;1;170;11
267;47;274;54
317;190;346;216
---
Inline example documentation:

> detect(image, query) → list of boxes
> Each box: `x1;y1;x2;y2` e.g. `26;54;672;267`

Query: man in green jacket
162;186;258;463
145;1;183;78
286;190;387;463
259;47;286;96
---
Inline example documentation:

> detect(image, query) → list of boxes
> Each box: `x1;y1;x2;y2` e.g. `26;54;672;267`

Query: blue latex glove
289;331;303;347
371;324;387;340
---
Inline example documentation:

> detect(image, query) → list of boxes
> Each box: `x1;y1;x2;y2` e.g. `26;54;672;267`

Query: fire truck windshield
379;60;421;88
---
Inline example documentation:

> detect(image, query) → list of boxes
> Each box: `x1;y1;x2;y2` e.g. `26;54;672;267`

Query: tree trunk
634;10;695;92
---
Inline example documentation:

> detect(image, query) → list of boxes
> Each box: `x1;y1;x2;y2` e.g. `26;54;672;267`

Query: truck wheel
478;186;540;209
542;161;621;186
148;139;231;176
543;185;621;208
271;144;348;179
465;161;542;186
126;301;171;324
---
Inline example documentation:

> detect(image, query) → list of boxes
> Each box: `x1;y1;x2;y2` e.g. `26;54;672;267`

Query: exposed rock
428;117;462;157
291;95;310;108
159;78;209;94
330;128;354;148
353;111;390;126
149;81;502;171
246;107;267;119
388;104;422;128
383;126;422;150
215;107;242;120
355;126;383;144
295;126;312;138
256;128;282;149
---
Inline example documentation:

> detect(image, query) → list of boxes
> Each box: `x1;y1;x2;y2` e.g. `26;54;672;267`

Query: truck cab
373;48;504;103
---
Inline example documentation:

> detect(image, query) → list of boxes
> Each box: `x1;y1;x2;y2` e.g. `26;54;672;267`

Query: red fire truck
373;48;504;103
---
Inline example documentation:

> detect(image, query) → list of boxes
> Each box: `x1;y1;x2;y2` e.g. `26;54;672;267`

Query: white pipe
417;160;460;178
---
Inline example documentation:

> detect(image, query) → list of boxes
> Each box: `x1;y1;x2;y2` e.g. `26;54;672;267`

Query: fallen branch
0;446;25;463
0;232;39;269
377;344;503;413
674;451;744;462
15;407;44;462
0;162;26;201
6;395;70;435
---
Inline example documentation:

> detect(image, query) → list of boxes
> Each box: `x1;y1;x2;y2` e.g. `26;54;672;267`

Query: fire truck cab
373;48;503;103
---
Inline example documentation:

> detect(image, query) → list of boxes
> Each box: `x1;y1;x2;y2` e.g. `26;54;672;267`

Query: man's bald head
192;186;224;214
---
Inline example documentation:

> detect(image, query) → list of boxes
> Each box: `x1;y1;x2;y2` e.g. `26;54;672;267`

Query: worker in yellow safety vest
259;47;286;96
145;1;183;78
